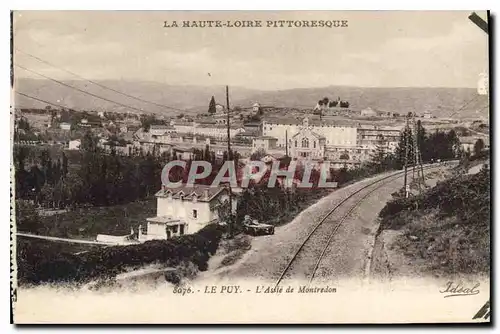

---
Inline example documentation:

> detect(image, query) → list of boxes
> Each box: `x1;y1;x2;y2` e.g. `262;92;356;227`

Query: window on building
193;209;198;219
314;141;317;148
295;140;297;147
301;138;309;148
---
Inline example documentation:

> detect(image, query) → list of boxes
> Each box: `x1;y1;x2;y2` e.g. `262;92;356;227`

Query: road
207;164;453;284
16;232;122;246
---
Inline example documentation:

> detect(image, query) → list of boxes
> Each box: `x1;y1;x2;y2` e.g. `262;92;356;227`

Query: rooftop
255;136;278;141
155;184;228;202
459;136;490;145
150;124;172;129
263;115;405;128
146;216;184;225
292;129;326;140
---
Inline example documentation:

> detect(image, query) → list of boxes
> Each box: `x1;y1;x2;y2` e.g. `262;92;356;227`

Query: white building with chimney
140;184;237;241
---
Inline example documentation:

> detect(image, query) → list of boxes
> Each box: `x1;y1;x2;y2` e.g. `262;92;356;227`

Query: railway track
274;162;454;287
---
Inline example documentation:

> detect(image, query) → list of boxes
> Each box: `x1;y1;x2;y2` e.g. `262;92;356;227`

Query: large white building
357;124;401;153
289;127;326;160
262;117;357;148
150;124;176;136
141;184;237;240
68;139;81;150
171;120;244;139
259;116;402;164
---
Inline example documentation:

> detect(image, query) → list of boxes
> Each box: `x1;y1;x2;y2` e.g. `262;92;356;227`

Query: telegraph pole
403;113;410;198
412;115;419;192
226;85;234;238
416;120;426;189
285;130;289;157
226;85;231;158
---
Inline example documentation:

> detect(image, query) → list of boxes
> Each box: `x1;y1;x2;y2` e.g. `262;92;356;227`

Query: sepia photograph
10;10;491;323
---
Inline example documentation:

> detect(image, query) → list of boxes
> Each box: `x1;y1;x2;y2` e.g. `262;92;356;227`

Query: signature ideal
440;282;480;298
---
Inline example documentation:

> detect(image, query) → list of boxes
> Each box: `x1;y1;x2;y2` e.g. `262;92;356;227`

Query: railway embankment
370;166;490;280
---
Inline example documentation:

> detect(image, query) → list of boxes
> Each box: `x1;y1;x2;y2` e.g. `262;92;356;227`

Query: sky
13;11;489;90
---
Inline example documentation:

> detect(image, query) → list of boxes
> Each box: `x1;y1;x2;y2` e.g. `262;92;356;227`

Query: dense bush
17;224;225;286
378;166;490;275
380;167;489;223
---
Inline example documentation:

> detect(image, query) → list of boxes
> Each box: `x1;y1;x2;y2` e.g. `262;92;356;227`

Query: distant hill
13;78;489;119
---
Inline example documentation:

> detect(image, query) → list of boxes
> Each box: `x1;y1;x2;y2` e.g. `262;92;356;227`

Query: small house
141;184;237;240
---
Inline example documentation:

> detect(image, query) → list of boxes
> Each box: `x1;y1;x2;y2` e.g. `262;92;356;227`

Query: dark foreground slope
374;166;490;278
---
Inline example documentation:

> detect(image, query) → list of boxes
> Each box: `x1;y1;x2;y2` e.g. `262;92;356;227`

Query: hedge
17;224;225;286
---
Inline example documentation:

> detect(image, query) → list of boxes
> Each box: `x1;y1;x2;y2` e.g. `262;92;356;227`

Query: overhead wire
15;48;190;113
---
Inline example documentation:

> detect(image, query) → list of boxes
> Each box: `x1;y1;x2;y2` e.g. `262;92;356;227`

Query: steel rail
274;162;452;286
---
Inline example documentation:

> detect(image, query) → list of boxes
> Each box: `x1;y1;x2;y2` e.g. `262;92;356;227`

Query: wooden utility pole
226;85;234;238
226;85;231;158
416;120;426;189
285;130;289;157
412;115;419;193
403;114;409;198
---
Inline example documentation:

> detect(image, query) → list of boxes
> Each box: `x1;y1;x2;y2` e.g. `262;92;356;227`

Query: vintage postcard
10;10;491;324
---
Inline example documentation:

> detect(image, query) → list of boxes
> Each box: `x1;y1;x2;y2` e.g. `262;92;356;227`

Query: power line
475;103;490;114
15;48;190;113
15;63;156;114
448;94;480;118
15;91;76;111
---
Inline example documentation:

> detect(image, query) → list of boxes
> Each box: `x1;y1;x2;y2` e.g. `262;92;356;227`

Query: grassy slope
36;199;156;239
378;167;490;277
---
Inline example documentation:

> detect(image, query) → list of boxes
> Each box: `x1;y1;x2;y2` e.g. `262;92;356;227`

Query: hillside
13;78;489;119
374;165;490;278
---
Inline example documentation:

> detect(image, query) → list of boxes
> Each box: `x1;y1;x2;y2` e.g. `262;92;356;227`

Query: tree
339;151;350;160
15;200;41;233
395;127;414;169
208;96;217;114
62;152;68;178
339;101;350;108
474;139;485;156
140;114;158;132
250;148;266;161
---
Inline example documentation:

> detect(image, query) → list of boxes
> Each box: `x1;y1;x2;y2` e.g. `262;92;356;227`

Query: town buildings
360;107;378;117
289;127;326;160
459;136;490;153
262;117;358;148
423;111;433;119
150;124;176;137
59;122;71;131
68;139;81;150
258;116;402;165
252;136;278;153
170;120;245;139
